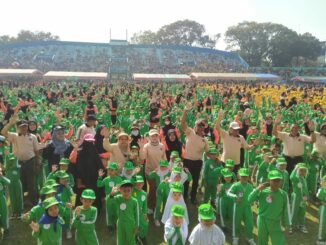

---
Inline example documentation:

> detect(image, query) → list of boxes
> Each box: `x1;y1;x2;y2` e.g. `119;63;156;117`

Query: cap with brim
0;135;5;142
172;166;182;174
8;153;16;160
83;133;95;142
118;132;129;139
311;150;318;157
208;148;218;155
81;189;96;199
131;145;139;150
171;204;185;217
120;179;133;187
59;158;70;165
149;129;159;136
198;204;215;220
221;168;233;178
40;186;57;195
268;170;283;180
229;122;241;130
124;161;135;170
264;152;273;158
297;163;308;170
238;168;250;177
173;157;182;164
225;159;235;168
56;170;69;179
133;175;144;183
170;151;179;157
170;182;183;193
44;179;60;187
159;160;169;167
86;114;96;121
107;162;118;170
262;146;270;151
16;120;29;127
43;197;59;210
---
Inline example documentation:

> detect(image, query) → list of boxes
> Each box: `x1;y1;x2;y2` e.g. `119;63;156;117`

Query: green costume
218;169;234;228
248;170;291;245
132;177;148;239
306;153;322;197
154;180;171;220
317;185;326;242
290;164;309;227
4;153;23;216
0;175;10;230
110;180;139;245
203;154;223;203
227;168;254;243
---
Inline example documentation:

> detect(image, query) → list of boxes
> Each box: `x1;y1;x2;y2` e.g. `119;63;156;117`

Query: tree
131;20;220;48
0;30;59;45
225;21;321;67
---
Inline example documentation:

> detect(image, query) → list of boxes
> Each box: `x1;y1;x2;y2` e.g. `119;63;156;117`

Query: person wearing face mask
313;123;326;160
181;105;209;204
160;116;179;139
164;129;184;162
130;123;142;148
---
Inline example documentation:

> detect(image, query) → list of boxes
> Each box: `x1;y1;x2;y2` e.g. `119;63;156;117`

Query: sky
1;0;325;50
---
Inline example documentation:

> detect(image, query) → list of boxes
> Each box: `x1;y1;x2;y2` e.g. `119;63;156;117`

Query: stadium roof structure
0;69;43;77
43;71;107;81
190;73;281;81
133;73;192;81
291;76;326;83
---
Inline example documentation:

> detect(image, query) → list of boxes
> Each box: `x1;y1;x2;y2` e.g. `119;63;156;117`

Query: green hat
225;159;234;168
171;204;185;217
159;160;169;167
170;182;183;193
172;166;182;174
323;175;326;181
238;168;250;177
264;152;273;158
297;163;308;170
43;197;59;210
133;175;144;183
40;186;57;195
170;151;179;157
8;153;16;161
311;150;318;157
124;161;135;170
208;148;219;155
81;189;96;200
221;168;233;178
108;162;119;170
56;170;69;179
120;179;133;187
198;203;215;220
268;170;283;180
261;146;270;151
173;157;182;163
131;145;139;150
59;158;70;165
44;179;60;187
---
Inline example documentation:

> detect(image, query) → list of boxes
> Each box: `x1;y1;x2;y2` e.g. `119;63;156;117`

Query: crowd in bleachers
0;41;247;74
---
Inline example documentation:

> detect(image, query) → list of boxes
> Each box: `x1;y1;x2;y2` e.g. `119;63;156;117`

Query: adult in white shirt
215;110;252;173
181;106;209;204
313;122;326;160
273;114;315;174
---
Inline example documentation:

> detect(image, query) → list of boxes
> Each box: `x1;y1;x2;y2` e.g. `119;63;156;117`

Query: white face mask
165;121;171;125
131;130;139;136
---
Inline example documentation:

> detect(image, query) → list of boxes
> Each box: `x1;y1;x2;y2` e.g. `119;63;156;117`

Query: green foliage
0;30;59;44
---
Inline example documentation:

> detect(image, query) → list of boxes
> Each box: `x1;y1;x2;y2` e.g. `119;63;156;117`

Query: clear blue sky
1;0;325;50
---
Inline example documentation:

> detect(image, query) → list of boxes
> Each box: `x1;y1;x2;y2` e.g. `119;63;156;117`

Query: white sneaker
66;230;72;239
232;238;239;245
147;208;154;215
154;219;161;227
248;239;256;245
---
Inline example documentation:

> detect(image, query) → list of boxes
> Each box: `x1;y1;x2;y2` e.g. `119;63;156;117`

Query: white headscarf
161;190;189;224
164;217;188;245
169;171;188;184
188;221;225;245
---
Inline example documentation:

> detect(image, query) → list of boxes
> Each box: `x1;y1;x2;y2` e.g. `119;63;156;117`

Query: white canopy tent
43;71;107;81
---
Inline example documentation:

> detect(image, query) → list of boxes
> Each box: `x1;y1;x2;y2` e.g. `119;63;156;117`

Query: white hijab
188;221;225;245
161;190;189;224
164;217;188;245
169;171;188;184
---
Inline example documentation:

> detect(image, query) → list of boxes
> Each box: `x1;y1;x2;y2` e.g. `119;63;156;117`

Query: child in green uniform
255;152;273;185
307;150;322;199
224;159;237;182
147;159;171;189
218;168;235;231
164;204;188;245
248;170;291;245
276;159;289;193
72;189;99;245
97;162;122;229
109;179;139;245
203;148;223;205
132;175;148;243
227;168;255;245
290;163;309;233
121;161;138;180
47;158;74;188
0;167;10;239
317;175;326;244
30;197;64;245
4;153;23;219
56;170;73;239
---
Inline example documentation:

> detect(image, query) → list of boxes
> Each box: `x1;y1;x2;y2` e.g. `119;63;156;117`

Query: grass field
2;192;321;245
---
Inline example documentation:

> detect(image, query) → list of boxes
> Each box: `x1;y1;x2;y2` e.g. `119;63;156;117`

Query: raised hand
30;221;40;232
98;169;105;177
75;206;81;216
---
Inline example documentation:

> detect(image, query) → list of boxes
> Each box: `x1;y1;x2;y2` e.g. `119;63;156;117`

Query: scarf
52;128;70;155
39;212;61;232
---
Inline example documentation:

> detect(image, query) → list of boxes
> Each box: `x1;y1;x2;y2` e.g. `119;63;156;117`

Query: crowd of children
0;81;325;244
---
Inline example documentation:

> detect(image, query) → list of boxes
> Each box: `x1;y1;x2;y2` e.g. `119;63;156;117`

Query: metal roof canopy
0;69;43;77
133;73;192;81
190;73;281;81
43;71;107;81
